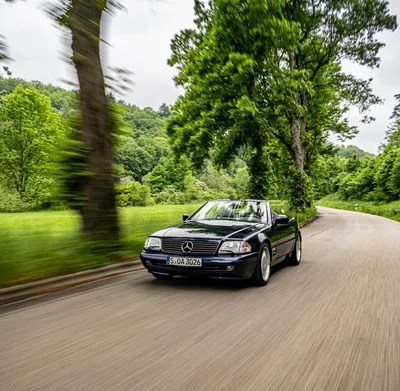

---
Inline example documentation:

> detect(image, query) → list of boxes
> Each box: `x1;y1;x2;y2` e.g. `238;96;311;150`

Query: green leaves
166;0;397;211
0;85;65;202
144;156;192;194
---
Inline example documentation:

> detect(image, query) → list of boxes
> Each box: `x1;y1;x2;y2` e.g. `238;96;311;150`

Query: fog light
146;260;152;266
226;265;235;271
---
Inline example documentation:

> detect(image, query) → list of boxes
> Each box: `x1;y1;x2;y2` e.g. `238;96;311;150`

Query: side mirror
183;214;190;222
276;216;289;225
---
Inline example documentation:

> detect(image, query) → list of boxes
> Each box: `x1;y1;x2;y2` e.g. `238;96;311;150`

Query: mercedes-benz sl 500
140;199;302;286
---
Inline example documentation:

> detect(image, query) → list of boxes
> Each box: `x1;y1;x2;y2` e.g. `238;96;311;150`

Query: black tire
287;233;302;266
152;273;173;280
251;244;271;287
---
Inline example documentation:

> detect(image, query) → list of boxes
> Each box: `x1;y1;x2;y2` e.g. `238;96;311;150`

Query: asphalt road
1;207;400;391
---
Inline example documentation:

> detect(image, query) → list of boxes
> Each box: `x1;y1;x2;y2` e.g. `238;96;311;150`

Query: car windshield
190;200;265;223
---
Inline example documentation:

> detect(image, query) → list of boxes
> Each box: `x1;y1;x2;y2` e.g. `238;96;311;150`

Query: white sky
0;0;399;153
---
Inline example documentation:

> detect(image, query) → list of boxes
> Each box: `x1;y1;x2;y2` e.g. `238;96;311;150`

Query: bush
0;187;27;212
155;186;188;205
154;185;235;205
389;154;400;198
201;189;232;201
116;181;154;207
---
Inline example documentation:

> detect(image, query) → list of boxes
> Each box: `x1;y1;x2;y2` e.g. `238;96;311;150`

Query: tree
389;152;400;198
199;164;231;193
233;166;249;199
0;85;64;201
167;0;292;199
1;1;21;64
0;77;76;116
51;0;124;246
374;150;399;201
345;154;362;173
167;0;397;210
275;0;396;208
391;94;400;122
157;103;172;119
116;137;154;182
337;145;373;159
383;122;400;151
145;156;192;194
0;37;7;64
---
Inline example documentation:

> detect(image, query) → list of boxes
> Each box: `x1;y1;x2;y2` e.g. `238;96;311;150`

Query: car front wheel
288;234;302;266
251;245;271;286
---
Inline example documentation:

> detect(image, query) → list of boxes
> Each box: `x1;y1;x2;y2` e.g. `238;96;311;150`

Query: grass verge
0;201;316;287
317;196;400;222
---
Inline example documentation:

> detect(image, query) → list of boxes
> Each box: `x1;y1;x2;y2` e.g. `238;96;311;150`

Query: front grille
162;239;220;255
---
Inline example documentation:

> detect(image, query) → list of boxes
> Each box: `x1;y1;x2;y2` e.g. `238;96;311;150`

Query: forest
0;75;399;214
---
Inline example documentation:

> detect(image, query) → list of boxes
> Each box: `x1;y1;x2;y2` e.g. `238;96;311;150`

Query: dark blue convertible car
140;199;302;286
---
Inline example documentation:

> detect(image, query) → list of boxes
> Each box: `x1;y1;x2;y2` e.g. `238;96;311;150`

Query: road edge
0;213;319;306
299;214;318;228
0;261;143;306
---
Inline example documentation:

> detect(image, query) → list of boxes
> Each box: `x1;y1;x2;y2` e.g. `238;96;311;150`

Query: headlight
219;241;251;254
144;237;161;251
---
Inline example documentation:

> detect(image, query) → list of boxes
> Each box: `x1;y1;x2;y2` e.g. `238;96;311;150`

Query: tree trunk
291;117;305;173
289;51;307;174
287;51;311;211
247;144;275;199
69;0;119;246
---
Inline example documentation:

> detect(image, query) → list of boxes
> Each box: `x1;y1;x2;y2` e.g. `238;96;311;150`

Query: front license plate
167;257;202;267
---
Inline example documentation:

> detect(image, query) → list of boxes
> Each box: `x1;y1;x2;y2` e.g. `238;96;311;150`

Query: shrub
155;186;188;205
0;187;27;212
154;186;235;205
116;181;154;207
201;189;231;201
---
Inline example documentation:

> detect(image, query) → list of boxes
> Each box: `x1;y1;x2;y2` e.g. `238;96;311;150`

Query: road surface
1;207;400;391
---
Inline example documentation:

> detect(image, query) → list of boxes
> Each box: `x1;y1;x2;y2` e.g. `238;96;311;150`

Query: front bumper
140;251;258;280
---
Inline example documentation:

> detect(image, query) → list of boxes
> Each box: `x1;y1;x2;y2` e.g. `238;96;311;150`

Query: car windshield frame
189;200;268;224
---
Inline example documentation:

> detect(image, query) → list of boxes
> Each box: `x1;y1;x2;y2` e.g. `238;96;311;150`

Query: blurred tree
0;36;7;64
51;0;124;246
1;1;22;64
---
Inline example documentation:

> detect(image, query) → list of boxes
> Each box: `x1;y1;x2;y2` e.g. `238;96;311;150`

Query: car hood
152;220;264;240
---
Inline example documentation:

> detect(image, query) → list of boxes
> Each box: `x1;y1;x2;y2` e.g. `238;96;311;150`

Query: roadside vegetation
0;205;200;287
313;126;400;221
317;196;400;223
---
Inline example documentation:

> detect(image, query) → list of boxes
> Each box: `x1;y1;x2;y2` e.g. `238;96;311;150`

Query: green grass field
0;201;315;287
317;197;400;222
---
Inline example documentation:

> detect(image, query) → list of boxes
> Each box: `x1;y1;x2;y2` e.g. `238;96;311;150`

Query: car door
268;211;290;263
279;216;296;256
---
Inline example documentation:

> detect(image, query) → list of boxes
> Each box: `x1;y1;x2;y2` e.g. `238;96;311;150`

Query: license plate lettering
167;257;202;267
